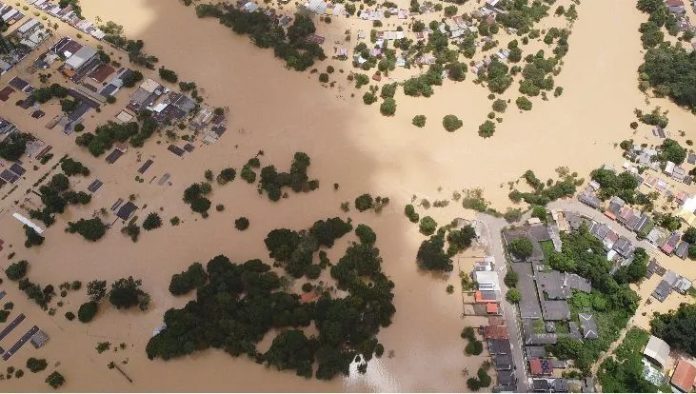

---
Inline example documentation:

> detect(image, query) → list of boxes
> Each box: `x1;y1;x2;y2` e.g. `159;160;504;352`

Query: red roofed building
672;359;696;393
529;358;553;376
483;325;508;340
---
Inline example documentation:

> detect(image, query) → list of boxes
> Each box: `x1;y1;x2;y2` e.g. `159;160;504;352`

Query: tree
235;217;250;230
419;216;437;235
217;168;236;184
77;301;98;323
442;115;463;132
659;139;687;165
478;120;496;138
380;98;396;116
109;277;149;310
46;371;65;389
24;225;45;248
87;280;107;302
507;238;533;260
158;66;178;83
504;270;518;287
0;132;30;161
5;260;28;281
506;288;521;303
404;204;419;223
142;213;162;230
355;224;377;245
465;340;483;355
447;62;467;81
60;157;90;176
26;357;48;373
169;262;208;295
66;218;107;241
447;226;476;254
263;329;316;378
651;303;696;356
354;194;374;212
417;234;453;271
492;99;507;112
412;115;426;127
516;96;533;110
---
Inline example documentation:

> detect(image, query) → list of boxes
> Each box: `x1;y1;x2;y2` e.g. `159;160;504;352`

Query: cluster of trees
590;168;644;204
75;118;158;156
258;152;319;201
195;5;325;71
158;67;178;83
264;217;351;278
169;262;208;295
518;52;557;97
77;277;150;323
100;21;159;69
404;204;419;223
30;173;91;228
26;357;48;373
658;138;686;165
24;225;45;248
148;224;395;380
461;326;483;356
354;194;390;213
598;328;658;392
417;224;476;271
636;0;696;111
547;225;641;373
508;170;579;206
31;83;68;104
0;132;32;161
60;157;90;176
183;182;212;216
467;367;492;391
650;303;696;357
66;218;107;241
6;261;54;310
241;157;260;183
496;0;550;34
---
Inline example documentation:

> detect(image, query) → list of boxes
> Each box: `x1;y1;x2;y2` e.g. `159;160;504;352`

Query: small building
116;201;138;221
30;329;49;348
579;313;598;340
63;45;97;76
493;354;513;371
672;359;696;393
529;358;553;376
578;193;601;209
488;339;511;355
676;241;690;260
643;335;671;369
474;271;500;293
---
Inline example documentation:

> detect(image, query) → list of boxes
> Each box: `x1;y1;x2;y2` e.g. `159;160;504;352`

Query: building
529;358;553;376
474;271;500;293
579;313;598;340
643;335;671;369
488;339;511;355
82;63;115;92
116;201;138;221
672;359;696;393
62;45;97;76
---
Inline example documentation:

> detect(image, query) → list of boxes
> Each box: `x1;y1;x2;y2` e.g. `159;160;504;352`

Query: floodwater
0;0;695;391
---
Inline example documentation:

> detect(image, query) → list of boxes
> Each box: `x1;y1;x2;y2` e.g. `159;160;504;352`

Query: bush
355;194;374;212
504;270;518;287
419;216;437;235
442;115;463;132
142;213;162;230
478;120;496;138
516;96;533;110
506;288;521;303
46;371;65;389
26;357;48;373
492;99;507;112
404;204;419;223
6;260;29;281
412;115;426;127
235;217;250;230
508;238;533;260
380;98;396;116
77;301;98;323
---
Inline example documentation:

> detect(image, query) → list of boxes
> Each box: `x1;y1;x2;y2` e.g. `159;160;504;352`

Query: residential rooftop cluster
642;334;696;392
501;221;596;393
0;6;52;75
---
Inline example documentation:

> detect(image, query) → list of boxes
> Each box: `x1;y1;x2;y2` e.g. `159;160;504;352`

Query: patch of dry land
0;0;695;391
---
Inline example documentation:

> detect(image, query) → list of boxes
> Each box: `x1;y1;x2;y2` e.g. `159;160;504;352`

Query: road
475;213;530;393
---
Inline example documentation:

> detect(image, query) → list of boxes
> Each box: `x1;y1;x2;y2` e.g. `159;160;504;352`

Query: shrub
412;115;426;127
419;216;437;235
319;73;329;83
442;115;463;132
380;98;396;116
516;96;533;110
478;120;496;138
355;194;374;211
77;301;98;323
46;371;65;389
142;213;162;230
235;217;250;230
64;311;75;321
27;357;48;373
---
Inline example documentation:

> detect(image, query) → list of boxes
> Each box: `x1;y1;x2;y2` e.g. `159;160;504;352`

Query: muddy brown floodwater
1;0;695;391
